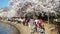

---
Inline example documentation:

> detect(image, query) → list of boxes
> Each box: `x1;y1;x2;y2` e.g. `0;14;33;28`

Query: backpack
37;19;42;28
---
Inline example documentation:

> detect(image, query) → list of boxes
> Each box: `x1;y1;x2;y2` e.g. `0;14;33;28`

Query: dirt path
17;23;57;34
17;23;37;34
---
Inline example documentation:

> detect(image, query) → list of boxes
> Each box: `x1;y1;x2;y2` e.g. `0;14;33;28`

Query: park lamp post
46;11;50;24
46;9;50;24
47;8;52;24
47;11;50;24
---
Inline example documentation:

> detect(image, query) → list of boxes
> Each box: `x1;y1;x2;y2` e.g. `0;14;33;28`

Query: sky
0;0;9;9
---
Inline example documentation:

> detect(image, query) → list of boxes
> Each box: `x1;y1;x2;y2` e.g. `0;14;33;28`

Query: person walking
35;18;38;32
15;18;18;24
25;18;30;26
36;18;43;34
29;17;35;34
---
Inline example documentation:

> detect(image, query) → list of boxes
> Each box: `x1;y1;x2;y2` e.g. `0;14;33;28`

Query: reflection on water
0;22;20;34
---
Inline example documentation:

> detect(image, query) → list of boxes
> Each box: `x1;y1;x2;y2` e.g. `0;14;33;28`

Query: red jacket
37;19;42;28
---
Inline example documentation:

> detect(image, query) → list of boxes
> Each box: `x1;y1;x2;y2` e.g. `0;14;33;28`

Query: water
0;22;20;34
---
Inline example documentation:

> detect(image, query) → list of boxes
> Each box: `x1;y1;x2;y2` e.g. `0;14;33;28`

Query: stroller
40;25;45;34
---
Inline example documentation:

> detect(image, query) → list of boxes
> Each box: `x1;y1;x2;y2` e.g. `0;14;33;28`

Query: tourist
36;18;43;34
21;18;25;25
25;18;30;26
22;18;25;26
34;18;38;32
19;17;24;24
15;18;18;24
29;17;35;34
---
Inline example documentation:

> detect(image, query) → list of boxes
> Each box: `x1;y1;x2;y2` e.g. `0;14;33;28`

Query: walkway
17;23;37;34
17;23;57;34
